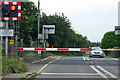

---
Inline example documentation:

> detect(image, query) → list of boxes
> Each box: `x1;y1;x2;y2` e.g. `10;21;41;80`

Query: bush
2;55;28;75
105;47;120;58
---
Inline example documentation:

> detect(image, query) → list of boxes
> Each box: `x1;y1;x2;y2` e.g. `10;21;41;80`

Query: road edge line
97;66;117;78
37;56;61;73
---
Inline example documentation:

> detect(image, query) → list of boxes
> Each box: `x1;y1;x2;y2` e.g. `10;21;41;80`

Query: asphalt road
34;55;119;80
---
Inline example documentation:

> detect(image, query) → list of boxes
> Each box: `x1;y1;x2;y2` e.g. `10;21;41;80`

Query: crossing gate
17;48;94;51
16;48;120;51
102;49;120;51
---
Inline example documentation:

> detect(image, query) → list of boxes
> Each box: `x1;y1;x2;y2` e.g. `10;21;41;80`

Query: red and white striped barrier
102;49;120;51
16;48;120;51
17;48;93;51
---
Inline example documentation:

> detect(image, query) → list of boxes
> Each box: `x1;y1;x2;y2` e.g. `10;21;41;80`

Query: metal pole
15;21;18;54
0;21;2;80
15;33;17;54
38;0;40;46
42;26;45;58
5;21;8;55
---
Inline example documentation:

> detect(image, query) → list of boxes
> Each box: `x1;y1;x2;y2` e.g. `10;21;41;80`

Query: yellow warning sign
48;43;49;47
10;40;14;44
38;50;41;54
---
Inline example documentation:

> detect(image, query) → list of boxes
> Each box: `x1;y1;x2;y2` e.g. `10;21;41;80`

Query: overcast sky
31;0;119;42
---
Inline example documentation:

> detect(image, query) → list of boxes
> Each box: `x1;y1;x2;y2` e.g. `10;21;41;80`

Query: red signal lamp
10;5;16;11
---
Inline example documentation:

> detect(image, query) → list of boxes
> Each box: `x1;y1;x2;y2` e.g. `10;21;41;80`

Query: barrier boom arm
17;48;94;51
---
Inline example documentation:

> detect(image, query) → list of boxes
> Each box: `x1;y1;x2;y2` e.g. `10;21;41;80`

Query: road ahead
34;55;119;80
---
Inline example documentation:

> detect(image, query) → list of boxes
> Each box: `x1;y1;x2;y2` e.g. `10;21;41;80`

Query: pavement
1;56;62;80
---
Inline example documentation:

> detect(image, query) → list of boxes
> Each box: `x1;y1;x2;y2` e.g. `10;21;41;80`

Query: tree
19;2;38;45
18;2;93;51
101;31;120;49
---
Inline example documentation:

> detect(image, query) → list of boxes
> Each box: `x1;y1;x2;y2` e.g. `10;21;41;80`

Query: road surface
34;55;119;80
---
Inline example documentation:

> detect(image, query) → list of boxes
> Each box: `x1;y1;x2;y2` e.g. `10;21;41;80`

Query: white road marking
85;57;90;60
32;57;50;64
37;56;61;73
90;66;109;80
97;66;117;78
38;64;48;73
41;57;50;61
41;73;99;76
32;61;40;64
83;56;86;60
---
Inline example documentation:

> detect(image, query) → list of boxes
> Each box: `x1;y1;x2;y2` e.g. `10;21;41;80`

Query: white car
89;47;104;58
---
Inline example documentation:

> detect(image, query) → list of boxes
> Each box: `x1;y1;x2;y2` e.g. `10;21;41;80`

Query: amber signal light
10;5;16;11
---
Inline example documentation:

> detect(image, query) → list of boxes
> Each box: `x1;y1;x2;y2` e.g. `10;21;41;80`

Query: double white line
90;65;117;80
83;56;117;79
83;56;90;60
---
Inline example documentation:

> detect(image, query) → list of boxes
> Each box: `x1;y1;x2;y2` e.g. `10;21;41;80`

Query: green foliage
50;52;85;56
18;2;93;56
101;31;120;49
2;55;28;75
48;52;56;56
19;2;38;45
103;46;120;58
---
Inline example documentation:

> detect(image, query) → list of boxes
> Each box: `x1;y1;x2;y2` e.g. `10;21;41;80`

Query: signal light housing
0;2;21;20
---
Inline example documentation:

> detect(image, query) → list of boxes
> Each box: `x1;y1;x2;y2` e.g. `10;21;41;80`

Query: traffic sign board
0;29;14;36
43;25;55;34
45;29;55;34
10;40;14;44
115;26;120;35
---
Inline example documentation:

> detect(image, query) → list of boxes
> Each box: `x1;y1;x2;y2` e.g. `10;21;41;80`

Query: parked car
89;47;104;58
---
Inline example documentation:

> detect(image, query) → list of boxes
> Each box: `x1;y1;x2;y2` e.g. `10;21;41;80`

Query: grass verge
2;55;28;75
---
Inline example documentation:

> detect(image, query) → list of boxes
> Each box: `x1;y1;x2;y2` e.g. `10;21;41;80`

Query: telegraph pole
38;0;40;46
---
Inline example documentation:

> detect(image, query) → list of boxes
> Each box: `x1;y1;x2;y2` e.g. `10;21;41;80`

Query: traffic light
0;2;21;20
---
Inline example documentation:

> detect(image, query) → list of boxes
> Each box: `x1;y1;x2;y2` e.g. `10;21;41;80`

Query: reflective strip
69;48;80;51
23;48;34;51
13;18;17;20
13;2;17;5
18;13;21;17
5;2;8;4
46;48;57;51
102;49;120;51
18;6;21;9
4;17;9;20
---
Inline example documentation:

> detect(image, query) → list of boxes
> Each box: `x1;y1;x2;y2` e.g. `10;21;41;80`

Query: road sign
0;29;14;36
45;29;55;34
38;50;41;54
10;40;14;44
0;2;21;20
115;26;120;35
43;25;55;34
38;34;48;39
